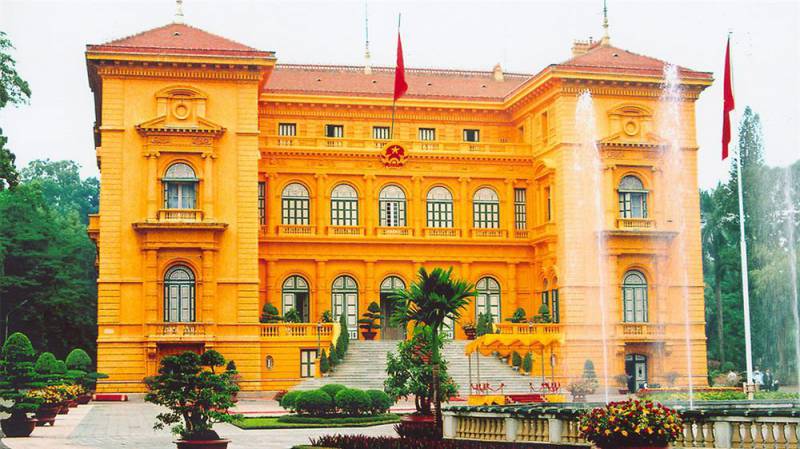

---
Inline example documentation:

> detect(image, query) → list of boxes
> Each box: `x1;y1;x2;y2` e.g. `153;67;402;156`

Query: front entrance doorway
380;276;406;340
625;353;648;392
300;349;318;378
282;276;310;322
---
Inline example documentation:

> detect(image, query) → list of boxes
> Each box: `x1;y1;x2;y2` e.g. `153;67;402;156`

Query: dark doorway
380;276;406;340
625;353;648;392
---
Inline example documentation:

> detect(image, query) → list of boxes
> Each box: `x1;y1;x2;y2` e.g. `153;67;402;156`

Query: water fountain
783;168;800;397
659;64;695;408
574;90;610;404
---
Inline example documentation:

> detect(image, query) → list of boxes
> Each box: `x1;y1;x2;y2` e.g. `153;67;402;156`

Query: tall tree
20;159;99;222
0;31;31;191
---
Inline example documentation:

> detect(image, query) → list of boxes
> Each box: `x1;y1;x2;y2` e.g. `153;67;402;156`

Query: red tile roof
265;64;532;101
555;43;712;80
87;23;274;59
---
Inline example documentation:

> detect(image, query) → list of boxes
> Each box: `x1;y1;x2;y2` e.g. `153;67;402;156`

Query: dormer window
164;163;197;209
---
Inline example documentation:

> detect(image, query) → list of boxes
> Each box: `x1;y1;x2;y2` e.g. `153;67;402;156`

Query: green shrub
506;307;527;323
320;383;347;399
55;360;67;374
583;360;597;382
284;308;301;323
319;350;329;374
328;345;338;368
65;348;92;372
522;353;533;373
476;312;494;336
535;303;551;323
334;388;371;416
260;303;282;323
0;332;42;415
336;313;349;358
35;352;60;375
512;352;522;368
295;389;334;416
280;390;302;412
366;389;393;414
321;310;333;323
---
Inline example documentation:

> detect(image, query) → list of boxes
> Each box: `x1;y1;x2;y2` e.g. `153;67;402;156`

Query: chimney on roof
571;40;591;56
173;0;185;24
492;63;504;82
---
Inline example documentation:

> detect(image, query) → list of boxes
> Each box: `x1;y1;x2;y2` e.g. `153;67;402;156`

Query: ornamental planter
464;329;477;340
361;330;377;340
174;439;230;449
58;403;69;415
34;405;60;427
67;399;78;408
1;413;37;437
77;394;91;405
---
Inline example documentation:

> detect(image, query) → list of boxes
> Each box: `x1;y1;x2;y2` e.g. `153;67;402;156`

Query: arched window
331;184;358;226
282;183;310;225
379;185;406;227
473;188;499;229
476;277;501;323
618;175;648;218
622;270;648;322
426;186;453;228
164;265;195;322
282;275;310;322
332;275;358;338
163;163;197;209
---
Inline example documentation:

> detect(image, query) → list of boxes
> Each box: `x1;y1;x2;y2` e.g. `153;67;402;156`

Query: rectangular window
258;182;266;225
380;200;406;227
551;289;559;323
373;126;391;140
325;124;344;138
473;202;499;229
282;197;310;225
545;187;552;222
619;192;648;218
331;199;358;226
541;290;549;306
463;129;480;142
514;188;527;230
278;123;297;136
418;128;436;141
427;200;453;228
300;349;317;378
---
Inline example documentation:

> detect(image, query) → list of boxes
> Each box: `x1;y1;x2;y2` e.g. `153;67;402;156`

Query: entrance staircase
294;340;540;396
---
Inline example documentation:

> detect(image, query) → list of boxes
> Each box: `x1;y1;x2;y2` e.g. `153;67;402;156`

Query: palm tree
390;266;476;437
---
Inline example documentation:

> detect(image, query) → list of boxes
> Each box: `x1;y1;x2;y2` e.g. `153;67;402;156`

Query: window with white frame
618;175;648;219
514;188;527;230
164;265;195;323
426;187;454;228
476;277;501;323
278;123;297;136
325;124;344;138
373;126;391;140
379;185;406;227
622;270;648;323
163;163;197;209
281;183;310;225
463;129;480;142
473;187;499;229
331;184;358;226
418;128;436;141
258;181;266;225
332;275;358;339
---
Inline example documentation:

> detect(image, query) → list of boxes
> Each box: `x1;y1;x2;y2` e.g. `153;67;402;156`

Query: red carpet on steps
93;393;128;401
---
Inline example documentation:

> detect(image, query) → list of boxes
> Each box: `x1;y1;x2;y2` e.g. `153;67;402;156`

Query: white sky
0;0;798;189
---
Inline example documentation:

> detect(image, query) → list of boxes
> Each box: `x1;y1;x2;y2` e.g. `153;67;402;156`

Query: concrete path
2;400;398;449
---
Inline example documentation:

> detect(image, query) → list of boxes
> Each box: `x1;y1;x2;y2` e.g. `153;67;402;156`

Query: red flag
722;36;735;160
393;32;408;101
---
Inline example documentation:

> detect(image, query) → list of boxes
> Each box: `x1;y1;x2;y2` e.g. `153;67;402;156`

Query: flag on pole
393;32;408;101
722;35;735;160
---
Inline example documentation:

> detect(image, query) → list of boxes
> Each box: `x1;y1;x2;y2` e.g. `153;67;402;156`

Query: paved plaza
1;399;398;449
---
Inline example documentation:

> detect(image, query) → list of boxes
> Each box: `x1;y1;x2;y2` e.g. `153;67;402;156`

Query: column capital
314;173;328;180
411;175;424;183
458;176;471;184
504;178;515;185
362;174;376;181
144;150;160;158
200;151;217;159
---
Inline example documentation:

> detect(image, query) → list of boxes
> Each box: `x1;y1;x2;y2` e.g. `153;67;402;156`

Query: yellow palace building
85;19;712;392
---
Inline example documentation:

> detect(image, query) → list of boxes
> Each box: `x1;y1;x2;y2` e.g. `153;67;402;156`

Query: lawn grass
233;413;401;430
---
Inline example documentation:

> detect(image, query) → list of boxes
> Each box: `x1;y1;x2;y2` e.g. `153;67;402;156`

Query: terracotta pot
1;413;37;437
34;405;60;427
77;394;91;405
58;403;69;415
361;330;377;340
174;439;230;449
464;329;477;340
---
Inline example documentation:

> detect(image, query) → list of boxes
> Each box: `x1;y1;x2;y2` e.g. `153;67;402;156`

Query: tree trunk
431;327;442;439
714;268;725;366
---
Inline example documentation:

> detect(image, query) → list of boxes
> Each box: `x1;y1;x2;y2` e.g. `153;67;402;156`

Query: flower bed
232;413;401;430
579;399;682;449
303;435;583;449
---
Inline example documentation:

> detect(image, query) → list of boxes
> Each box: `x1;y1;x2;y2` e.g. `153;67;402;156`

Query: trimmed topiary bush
55;360;67;375
34;352;60;375
295;389;334;416
366;389;393;415
328;344;338;368
320;383;347;399
260;303;282;323
65;349;92;372
522;352;533;373
280;390;302;412
319;350;329;374
334;388;371;416
512;352;522;368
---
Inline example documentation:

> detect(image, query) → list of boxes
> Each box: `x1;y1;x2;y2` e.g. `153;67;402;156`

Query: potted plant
144;350;242;449
566;379;595;402
522;353;533;375
579;399;683;449
27;386;64;426
225;361;241;403
319;350;330;376
358;301;382;340
615;373;631;394
461;321;477;340
259;303;282;323
511;352;522;371
320;310;333;323
0;332;43;437
505;307;527;324
283;307;301;323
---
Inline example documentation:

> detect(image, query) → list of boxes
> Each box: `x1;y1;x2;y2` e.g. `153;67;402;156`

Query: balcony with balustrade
617;322;667;342
495;323;563;338
470;228;509;239
260;323;339;343
616;217;655;230
262;135;533;156
146;322;210;342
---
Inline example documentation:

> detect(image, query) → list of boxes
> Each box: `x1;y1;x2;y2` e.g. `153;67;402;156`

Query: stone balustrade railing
443;404;800;448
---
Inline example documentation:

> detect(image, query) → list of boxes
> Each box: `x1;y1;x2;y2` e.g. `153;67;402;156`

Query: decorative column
202;249;215;322
462;261;473;318
459;177;470;237
505;179;515;237
364;175;375;235
315;260;327;320
144;249;158;322
266;260;278;308
507;262;518;310
146;151;159;220
412;176;423;236
315;174;327;234
266;173;278;236
365;260;376;333
202;151;215;220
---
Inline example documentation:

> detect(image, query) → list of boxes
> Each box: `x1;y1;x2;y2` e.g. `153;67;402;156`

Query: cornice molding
261;147;534;164
94;64;263;82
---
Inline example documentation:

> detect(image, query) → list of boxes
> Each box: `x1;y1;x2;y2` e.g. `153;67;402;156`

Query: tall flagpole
390;13;401;139
729;31;755;397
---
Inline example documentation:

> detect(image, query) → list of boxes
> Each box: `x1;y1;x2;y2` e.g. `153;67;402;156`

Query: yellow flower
621;430;629;437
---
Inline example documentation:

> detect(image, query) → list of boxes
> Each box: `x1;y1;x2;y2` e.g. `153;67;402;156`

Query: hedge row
280;385;393;417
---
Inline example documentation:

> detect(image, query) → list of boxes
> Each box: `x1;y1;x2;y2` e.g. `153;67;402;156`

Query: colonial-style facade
86;21;712;392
